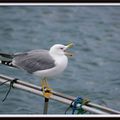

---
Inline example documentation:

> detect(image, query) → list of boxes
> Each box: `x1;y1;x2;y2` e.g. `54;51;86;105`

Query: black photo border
0;1;120;120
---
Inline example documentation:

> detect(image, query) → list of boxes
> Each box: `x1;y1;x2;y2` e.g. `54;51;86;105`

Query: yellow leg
41;78;52;99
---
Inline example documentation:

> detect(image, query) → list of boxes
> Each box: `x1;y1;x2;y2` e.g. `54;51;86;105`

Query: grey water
0;6;120;114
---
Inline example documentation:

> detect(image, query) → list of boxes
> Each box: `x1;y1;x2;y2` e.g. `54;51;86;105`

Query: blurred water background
0;6;120;114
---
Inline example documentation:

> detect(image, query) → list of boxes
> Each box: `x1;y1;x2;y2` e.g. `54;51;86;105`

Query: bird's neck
49;51;68;65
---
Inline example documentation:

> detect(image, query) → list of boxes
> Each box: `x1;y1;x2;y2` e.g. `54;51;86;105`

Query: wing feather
13;50;55;73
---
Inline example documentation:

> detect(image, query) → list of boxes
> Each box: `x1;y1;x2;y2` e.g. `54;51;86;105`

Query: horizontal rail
0;74;120;114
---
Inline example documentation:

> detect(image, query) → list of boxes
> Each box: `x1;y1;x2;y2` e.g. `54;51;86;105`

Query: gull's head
49;43;73;57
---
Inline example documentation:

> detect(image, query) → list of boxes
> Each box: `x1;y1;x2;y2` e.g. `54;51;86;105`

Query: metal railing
0;74;120;114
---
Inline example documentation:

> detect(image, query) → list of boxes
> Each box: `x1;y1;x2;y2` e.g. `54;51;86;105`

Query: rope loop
65;96;90;114
0;78;18;102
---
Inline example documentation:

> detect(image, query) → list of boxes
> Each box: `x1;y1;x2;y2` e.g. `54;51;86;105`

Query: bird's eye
60;47;64;50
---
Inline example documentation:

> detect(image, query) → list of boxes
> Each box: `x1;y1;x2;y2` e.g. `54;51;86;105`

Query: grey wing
13;50;55;73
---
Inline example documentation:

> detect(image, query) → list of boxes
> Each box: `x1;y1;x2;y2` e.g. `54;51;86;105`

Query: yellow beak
66;43;73;49
64;43;73;57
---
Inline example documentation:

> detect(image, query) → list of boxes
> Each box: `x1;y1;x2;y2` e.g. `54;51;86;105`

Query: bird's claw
41;79;52;99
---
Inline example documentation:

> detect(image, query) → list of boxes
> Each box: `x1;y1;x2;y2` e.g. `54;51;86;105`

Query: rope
65;96;90;114
0;78;18;102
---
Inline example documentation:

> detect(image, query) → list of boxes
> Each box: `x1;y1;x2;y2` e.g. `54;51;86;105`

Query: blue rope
65;96;88;114
71;96;83;114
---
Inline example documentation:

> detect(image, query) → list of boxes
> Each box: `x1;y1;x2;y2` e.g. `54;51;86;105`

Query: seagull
0;43;73;98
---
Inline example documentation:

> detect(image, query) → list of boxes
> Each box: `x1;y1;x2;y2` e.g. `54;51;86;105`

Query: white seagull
0;43;73;98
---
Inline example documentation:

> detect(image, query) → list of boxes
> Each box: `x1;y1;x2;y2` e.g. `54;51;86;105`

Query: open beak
64;43;73;57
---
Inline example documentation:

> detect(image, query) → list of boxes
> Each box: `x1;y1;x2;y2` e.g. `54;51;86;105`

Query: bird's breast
33;55;68;78
54;55;68;71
